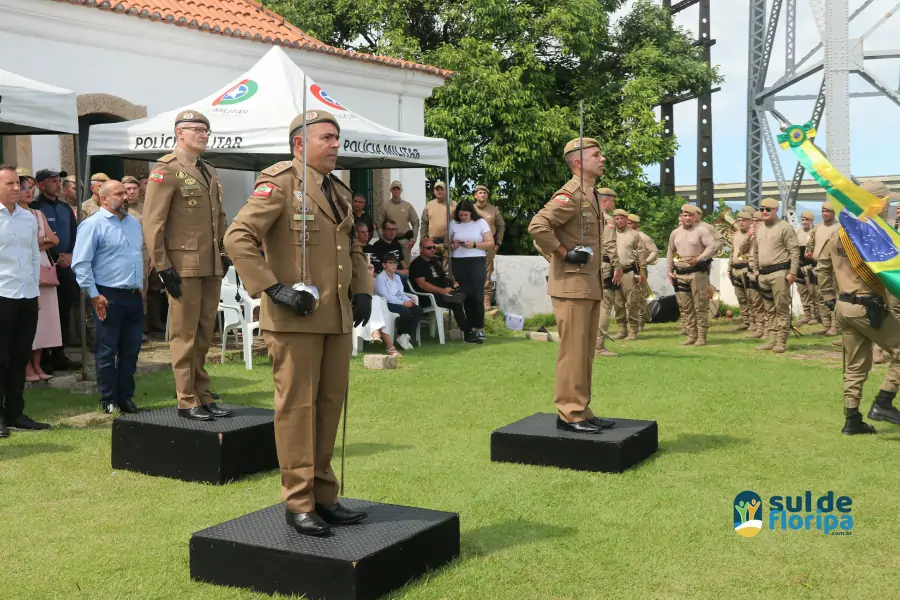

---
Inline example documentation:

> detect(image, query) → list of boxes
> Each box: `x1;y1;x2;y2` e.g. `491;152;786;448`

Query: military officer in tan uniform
528;137;618;434
667;204;717;345
628;213;657;330
474;184;506;310
595;188;624;355
744;210;769;338
816;225;900;435
376;180;419;266
224;110;372;536
729;211;755;331
81;173;109;219
604;209;644;340
749;198;800;353
806;201;840;335
795;210;818;324
421;181;456;273
143;110;230;421
693;210;726;255
122;175;144;218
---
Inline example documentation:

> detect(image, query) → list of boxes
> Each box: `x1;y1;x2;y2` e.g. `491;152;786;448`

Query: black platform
190;499;460;599
491;412;658;473
111;405;277;484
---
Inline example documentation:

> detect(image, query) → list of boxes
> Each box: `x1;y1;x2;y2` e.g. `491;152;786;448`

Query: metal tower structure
745;0;900;210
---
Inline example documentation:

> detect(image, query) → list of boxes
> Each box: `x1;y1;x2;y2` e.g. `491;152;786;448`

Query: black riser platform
491;412;658;473
190;499;460;599
111;405;277;484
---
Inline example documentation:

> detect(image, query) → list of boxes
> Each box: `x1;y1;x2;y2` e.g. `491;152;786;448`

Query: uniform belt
674;260;710;275
432;236;445;244
758;261;791;275
622;264;637;274
96;284;142;295
731;262;749;270
839;293;879;305
800;257;817;267
602;256;611;263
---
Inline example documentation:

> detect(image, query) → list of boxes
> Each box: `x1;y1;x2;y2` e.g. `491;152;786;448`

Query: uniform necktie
321;176;343;224
195;160;211;187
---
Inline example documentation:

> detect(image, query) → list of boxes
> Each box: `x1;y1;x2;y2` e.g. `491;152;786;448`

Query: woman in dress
18;176;62;381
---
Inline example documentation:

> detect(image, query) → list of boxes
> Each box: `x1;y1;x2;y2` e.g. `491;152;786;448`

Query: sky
613;0;900;186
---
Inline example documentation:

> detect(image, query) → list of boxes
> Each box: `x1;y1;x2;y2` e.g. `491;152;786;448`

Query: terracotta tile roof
56;0;452;79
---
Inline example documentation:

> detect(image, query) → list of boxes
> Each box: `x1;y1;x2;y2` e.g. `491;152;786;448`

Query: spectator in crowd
352;194;374;237
81;172;109;219
374;255;422;351
122;176;143;217
372;218;408;276
0;165;47;437
18;175;62;382
61;175;78;212
449;199;494;340
72;180;146;414
376;181;419;266
410;237;479;344
360;260;402;357
31;169;82;372
357;221;381;273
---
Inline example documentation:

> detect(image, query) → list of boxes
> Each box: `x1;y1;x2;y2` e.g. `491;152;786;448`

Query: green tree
263;0;720;251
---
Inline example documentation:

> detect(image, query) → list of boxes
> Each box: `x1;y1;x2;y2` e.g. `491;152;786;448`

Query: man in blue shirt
72;180;146;414
31;169;82;372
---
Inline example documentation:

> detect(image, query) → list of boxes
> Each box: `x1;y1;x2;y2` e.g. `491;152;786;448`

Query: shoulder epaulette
331;174;352;193
157;153;176;164
261;161;293;176
562;180;579;193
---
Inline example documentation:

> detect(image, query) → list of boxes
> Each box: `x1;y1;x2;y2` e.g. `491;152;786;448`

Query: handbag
40;251;59;287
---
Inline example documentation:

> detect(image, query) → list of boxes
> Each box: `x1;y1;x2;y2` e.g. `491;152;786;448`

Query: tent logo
311;84;344;111
213;79;259;106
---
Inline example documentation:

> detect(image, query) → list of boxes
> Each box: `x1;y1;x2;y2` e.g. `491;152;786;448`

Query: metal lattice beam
786;79;826;211
745;0;767;207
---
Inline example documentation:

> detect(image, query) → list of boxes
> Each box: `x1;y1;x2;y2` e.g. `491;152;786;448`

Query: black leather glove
158;267;182;299
352;294;372;327
825;298;836;312
564;248;591;265
220;253;233;274
265;283;314;316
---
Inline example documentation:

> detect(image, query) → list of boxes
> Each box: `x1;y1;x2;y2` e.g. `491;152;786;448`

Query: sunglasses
422;245;436;250
760;208;774;212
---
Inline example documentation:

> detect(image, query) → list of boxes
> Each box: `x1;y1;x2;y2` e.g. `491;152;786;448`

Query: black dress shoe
201;403;232;417
556;417;602;434
178;407;215;421
589;417;615;429
0;417;10;438
207;391;220;400
315;502;368;525
285;509;331;536
10;415;51;430
51;356;82;371
119;399;146;414
99;401;117;414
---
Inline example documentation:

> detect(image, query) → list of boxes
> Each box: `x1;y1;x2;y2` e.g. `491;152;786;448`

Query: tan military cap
597;187;616;198
822;201;836;212
62;175;76;184
563;137;600;157
861;179;900;199
475;184;489;193
760;197;779;209
174;109;210;129
91;173;110;182
289;109;340;141
15;167;32;178
753;211;765;220
434;180;446;190
613;208;628;217
627;213;640;223
122;175;140;185
681;203;701;215
390;180;402;189
800;210;814;219
737;211;751;219
741;205;757;215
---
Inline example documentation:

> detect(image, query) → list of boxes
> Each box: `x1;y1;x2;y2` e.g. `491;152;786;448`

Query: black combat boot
868;390;900;425
842;408;876;436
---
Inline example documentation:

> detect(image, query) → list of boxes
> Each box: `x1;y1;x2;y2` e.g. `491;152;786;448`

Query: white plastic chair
404;279;446;345
219;282;260;369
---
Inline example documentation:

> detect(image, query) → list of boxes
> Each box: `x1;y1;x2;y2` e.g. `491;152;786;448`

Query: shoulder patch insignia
252;183;274;198
149;170;165;184
262;161;293;176
553;194;571;205
157;153;176;164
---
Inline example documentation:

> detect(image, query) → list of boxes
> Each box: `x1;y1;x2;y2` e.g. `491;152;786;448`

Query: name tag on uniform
292;213;315;221
184;185;200;191
582;211;593;216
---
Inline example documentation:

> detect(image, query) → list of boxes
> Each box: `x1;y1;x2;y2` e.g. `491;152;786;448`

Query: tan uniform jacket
666;225;717;271
750;220;800;275
223;158;371;335
528;177;617;300
701;221;726;254
796;227;811;248
815;229;873;300
730;230;752;267
421;199;457;240
615;227;644;272
376;197;419;240
143;148;226;278
807;221;840;258
82;197;100;219
475;202;506;245
637;230;658;264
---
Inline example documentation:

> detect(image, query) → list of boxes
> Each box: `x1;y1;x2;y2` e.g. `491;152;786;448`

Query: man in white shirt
0;166;44;437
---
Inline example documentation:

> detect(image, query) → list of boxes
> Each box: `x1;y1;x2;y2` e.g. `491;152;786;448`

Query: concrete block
449;329;463;341
527;332;550;342
363;354;398;370
548;332;560;342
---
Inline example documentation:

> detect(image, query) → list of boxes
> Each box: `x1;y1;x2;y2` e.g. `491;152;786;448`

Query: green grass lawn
2;319;898;599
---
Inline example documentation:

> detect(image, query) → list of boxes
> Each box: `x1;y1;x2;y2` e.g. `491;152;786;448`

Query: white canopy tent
86;46;448;171
0;68;78;135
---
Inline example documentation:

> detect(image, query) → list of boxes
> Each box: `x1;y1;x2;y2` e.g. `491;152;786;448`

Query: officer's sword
293;74;319;308
574;101;592;259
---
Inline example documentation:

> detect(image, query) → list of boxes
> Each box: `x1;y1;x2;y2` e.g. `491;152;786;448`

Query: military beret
122;175;140;185
475;185;489;193
597;187;616;198
16;167;32;178
62;175;76;184
613;209;628;217
91;173;110;182
174;110;210;129
741;205;757;215
737;211;751;219
821;201;836;211
563;137;600;157
627;213;640;223
861;179;900;199
800;210;814;219
390;180;402;189
434;180;447;190
289;110;340;142
760;197;780;209
681;203;701;215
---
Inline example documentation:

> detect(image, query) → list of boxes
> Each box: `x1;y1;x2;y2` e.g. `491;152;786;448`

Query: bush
524;313;556;329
